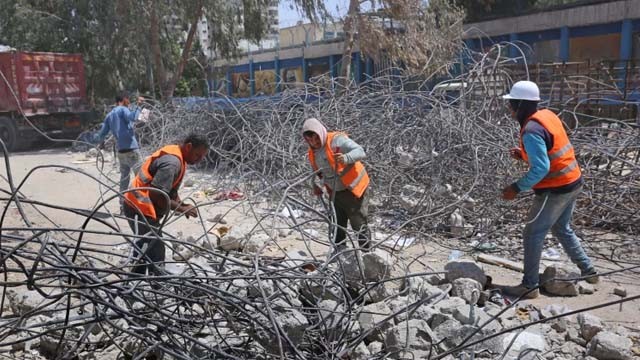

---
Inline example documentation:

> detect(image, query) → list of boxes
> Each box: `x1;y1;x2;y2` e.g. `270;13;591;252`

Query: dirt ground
2;148;639;333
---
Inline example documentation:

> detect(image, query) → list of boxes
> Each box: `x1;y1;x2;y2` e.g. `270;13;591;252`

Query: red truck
0;50;91;151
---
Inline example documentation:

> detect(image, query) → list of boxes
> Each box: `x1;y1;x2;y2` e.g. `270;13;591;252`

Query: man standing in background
94;92;144;211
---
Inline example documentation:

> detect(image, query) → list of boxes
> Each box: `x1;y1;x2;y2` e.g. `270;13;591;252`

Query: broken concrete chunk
444;260;487;286
7;289;47;316
578;281;595;294
450;278;483;304
334;251;366;291
551;318;569;333
502;330;547;359
367;341;383;355
409;303;441;325
558;341;587;357
433;319;479;350
434;296;466;315
566;327;588;346
247;279;275;298
357;302;393;342
452;305;501;332
298;272;342;303
218;224;254;251
317;299;347;336
587;331;633;360
578;313;604;342
540;265;580;296
219;236;244;251
350;341;371;360
384;319;433;352
402;276;445;301
452;304;477;325
362;249;394;282
2;332;40;352
613;287;627;297
243;233;271;254
363;283;393;304
387;296;412;323
255;308;309;354
542;303;571;318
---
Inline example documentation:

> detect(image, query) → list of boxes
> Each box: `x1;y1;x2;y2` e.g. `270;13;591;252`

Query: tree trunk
164;1;204;99
149;1;167;99
145;41;156;99
339;0;360;89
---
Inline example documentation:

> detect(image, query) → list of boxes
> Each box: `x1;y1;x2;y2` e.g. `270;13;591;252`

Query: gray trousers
117;150;142;206
332;190;371;249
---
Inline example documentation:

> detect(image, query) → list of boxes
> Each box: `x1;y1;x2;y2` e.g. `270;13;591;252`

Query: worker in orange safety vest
500;81;598;299
302;118;371;252
123;133;209;275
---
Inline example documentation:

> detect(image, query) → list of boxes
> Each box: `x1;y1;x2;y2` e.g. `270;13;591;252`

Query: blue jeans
117;150;142;207
522;184;593;288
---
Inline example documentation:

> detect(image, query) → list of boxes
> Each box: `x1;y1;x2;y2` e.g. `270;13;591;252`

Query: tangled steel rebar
0;44;639;359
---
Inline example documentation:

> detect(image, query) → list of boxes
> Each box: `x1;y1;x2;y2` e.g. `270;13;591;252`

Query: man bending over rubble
500;81;598;299
123;134;209;275
302;118;371;251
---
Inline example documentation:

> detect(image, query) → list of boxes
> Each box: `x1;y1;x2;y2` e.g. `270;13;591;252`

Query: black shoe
502;284;540;299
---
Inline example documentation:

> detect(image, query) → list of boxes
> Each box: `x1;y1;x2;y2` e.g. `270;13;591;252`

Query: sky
278;0;348;28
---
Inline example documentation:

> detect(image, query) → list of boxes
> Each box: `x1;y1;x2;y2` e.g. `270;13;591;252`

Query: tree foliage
0;0;324;102
339;0;465;83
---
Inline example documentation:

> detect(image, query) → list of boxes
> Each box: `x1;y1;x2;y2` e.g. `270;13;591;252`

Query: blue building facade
211;1;640;101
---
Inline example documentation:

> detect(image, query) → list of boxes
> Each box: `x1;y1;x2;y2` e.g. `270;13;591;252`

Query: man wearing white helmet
501;81;598;299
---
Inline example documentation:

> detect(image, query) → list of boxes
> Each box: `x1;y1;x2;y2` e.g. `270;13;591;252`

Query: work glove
502;184;519;200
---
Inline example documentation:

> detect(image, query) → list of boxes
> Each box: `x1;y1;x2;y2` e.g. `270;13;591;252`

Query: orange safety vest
520;109;582;190
124;145;186;220
308;132;370;198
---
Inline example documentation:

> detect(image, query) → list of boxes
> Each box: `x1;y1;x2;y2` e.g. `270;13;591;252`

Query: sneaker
502;284;540;299
582;269;600;284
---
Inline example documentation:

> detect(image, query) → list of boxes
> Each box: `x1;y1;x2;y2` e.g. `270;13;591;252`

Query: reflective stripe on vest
520;109;582;189
308;132;370;198
124;145;186;220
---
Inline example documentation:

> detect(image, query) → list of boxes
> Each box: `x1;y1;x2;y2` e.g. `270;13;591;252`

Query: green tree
0;0;326;101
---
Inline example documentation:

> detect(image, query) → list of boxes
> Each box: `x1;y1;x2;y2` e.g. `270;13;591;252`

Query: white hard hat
502;80;540;101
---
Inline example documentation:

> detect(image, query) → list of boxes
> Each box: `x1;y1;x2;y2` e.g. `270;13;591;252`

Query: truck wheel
0;117;17;152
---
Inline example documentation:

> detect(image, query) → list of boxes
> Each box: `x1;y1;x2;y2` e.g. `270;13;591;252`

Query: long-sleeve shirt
310;134;366;191
94;105;141;150
514;133;550;192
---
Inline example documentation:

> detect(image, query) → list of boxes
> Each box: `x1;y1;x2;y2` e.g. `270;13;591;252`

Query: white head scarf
302;118;328;147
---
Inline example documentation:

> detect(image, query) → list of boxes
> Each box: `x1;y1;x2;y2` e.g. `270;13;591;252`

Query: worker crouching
123;134;209;275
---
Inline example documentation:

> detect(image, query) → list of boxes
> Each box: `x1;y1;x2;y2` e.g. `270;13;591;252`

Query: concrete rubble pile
2;231;637;360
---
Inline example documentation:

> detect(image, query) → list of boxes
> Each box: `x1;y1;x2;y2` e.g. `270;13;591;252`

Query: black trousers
331;190;371;249
123;205;165;275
